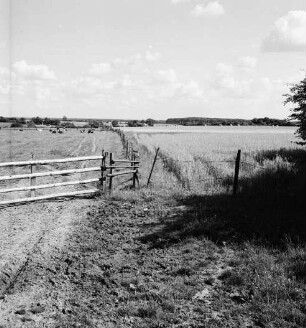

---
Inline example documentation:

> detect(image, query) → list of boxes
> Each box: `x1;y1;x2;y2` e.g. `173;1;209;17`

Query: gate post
109;153;113;191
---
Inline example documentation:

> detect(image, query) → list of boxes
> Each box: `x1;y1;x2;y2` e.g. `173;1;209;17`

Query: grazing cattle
52;130;56;134
88;129;94;133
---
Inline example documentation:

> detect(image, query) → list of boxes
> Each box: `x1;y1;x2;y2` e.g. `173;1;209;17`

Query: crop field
126;126;302;194
0;129;124;201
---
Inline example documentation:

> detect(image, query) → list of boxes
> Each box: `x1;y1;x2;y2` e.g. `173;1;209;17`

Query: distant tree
146;118;154;126
11;122;23;128
63;115;68;121
128;120;139;127
90;121;100;128
19;117;26;124
32;116;43;125
112;120;119;127
61;122;75;128
284;75;306;144
43;117;60;126
27;120;36;128
0;116;7;122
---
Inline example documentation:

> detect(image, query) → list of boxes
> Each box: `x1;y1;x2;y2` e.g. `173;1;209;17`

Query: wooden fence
0;151;140;206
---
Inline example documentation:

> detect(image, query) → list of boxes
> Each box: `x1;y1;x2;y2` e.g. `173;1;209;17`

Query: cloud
12;60;57;80
237;56;257;71
180;80;203;99
154;69;178;83
215;63;233;76
145;51;162;62
262;11;306;52
211;61;291;102
212;62;254;98
191;1;225;17
0;85;9;96
171;0;191;4
0;67;10;79
87;62;112;76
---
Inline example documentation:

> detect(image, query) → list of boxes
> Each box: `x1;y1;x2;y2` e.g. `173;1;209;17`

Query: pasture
0;129;123;201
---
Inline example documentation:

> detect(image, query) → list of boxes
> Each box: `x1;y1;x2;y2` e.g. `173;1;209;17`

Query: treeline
165;117;296;126
0;116;62;128
111;118;157;127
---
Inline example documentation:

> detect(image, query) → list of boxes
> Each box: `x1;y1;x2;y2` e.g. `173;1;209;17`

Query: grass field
131;127;300;192
0;129;124;201
117;126;306;327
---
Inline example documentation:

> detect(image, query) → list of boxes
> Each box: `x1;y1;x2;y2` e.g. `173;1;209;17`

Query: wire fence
111;129;284;194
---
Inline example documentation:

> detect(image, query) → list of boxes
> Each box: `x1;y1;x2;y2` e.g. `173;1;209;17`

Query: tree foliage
284;76;306;145
112;120;119;127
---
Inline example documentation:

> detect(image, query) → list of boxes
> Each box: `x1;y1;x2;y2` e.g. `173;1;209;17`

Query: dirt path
0;194;242;328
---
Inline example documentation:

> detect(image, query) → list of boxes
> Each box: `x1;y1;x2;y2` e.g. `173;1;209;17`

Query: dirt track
0;193;240;328
0;197;98;326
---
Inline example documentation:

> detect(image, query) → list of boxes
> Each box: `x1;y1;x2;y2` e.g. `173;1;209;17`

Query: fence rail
0;150;140;206
0;167;101;182
0;155;104;168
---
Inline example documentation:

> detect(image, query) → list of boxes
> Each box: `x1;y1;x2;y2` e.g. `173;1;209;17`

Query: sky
0;0;306;120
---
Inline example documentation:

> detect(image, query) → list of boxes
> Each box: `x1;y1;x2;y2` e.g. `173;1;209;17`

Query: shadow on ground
141;148;306;247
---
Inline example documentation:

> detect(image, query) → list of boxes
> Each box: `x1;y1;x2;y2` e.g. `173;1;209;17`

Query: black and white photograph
0;0;306;327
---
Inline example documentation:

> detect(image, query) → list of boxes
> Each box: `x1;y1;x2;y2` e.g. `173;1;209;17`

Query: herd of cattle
16;128;96;133
48;128;95;134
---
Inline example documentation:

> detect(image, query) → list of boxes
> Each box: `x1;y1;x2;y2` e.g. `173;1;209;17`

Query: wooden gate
0;151;140;206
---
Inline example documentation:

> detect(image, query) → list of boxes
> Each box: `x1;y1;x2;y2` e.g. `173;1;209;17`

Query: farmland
0;129;123;201
122;126;300;195
0;126;306;327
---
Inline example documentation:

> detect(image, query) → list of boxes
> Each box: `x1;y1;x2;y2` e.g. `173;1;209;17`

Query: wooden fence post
147;147;160;186
109;153;113;191
233;149;241;195
126;141;129;159
132;152;136;188
30;153;36;197
100;150;105;194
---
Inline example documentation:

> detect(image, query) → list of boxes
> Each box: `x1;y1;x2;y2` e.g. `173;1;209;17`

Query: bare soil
0;192;256;328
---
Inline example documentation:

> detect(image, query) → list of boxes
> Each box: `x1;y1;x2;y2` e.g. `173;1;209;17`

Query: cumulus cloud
154;69;178;83
180;80;203;98
0;67;11;79
191;1;225;17
0;85;10;96
171;0;191;4
145;51;162;62
212;62;254;98
237;56;257;71
262;11;306;52
12;60;56;80
88;62;112;76
211;61;289;101
215;63;233;76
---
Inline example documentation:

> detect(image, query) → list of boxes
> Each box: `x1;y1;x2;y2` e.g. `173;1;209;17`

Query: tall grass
132;131;303;194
